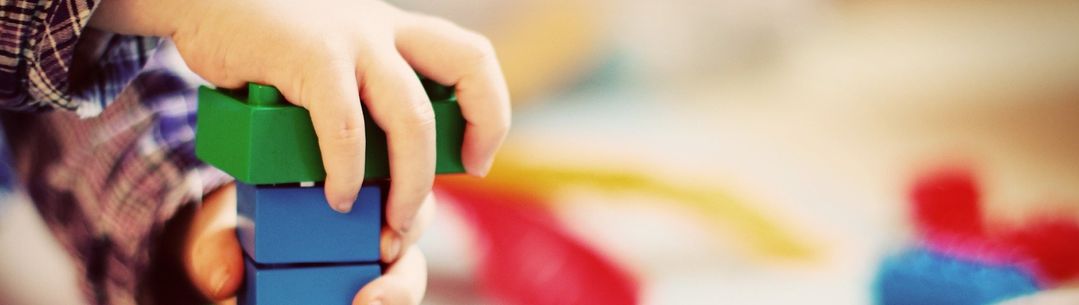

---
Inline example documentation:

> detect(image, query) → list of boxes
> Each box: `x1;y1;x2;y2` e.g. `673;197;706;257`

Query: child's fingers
381;192;437;264
288;59;368;213
359;47;437;236
353;245;429;305
395;15;511;177
184;183;244;301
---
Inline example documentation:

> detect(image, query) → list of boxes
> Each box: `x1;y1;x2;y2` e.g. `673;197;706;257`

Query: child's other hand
184;183;434;304
92;0;510;236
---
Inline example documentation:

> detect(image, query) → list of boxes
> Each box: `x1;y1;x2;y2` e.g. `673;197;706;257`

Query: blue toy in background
874;169;1079;305
873;247;1040;305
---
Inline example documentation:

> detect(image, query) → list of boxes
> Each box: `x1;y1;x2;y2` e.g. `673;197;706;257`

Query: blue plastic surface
239;256;381;305
237;182;382;264
873;247;1040;305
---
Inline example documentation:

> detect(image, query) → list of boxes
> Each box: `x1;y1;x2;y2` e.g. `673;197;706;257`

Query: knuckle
320;116;366;154
332;120;366;145
464;32;497;65
292;60;353;108
303;30;350;52
389;101;436;139
299;41;353;71
406;102;438;132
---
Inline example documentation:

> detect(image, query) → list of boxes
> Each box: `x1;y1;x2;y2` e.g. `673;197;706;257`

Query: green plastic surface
196;81;465;184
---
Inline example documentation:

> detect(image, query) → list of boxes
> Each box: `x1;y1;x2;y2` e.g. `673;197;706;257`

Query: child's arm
90;0;511;234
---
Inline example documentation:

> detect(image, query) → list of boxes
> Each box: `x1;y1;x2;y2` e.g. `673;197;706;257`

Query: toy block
873;247;1039;305
196;78;466;185
237;182;382;264
239;257;380;305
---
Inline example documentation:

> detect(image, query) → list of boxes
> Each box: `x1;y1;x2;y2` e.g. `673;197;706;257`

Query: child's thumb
185;183;245;301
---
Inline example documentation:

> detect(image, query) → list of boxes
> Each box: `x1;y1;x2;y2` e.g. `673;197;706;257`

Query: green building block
196;80;465;184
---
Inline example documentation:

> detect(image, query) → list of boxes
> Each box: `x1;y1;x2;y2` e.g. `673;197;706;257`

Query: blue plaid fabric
0;41;230;305
0;0;159;114
0;128;16;216
1;1;227;303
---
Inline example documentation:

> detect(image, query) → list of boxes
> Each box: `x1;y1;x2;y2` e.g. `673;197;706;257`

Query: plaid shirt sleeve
2;40;232;304
0;0;158;116
2;1;229;304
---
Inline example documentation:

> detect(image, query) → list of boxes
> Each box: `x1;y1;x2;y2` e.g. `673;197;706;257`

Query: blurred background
1;0;1077;304
395;0;1079;304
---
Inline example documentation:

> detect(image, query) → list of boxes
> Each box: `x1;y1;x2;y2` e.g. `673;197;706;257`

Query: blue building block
237;182;382;264
873;247;1040;305
239;257;381;305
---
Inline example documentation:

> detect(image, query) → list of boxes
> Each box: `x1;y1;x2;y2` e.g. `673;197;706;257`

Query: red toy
910;168;1079;286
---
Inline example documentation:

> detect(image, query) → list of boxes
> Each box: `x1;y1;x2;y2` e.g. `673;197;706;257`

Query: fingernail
332;197;355;213
382;231;402;262
335;202;353;213
397;217;414;235
468;159;494;177
211;267;230;297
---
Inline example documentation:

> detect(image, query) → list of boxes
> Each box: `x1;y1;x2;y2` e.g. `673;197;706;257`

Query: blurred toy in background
874;169;1079;305
428;149;823;305
438;181;638;305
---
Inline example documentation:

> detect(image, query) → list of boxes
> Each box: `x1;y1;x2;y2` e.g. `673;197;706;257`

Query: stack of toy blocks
195;79;465;304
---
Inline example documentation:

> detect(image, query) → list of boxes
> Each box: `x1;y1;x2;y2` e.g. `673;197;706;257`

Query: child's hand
92;0;511;236
184;184;435;304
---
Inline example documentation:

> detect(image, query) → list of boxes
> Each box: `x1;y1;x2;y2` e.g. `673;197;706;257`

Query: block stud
248;83;285;106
